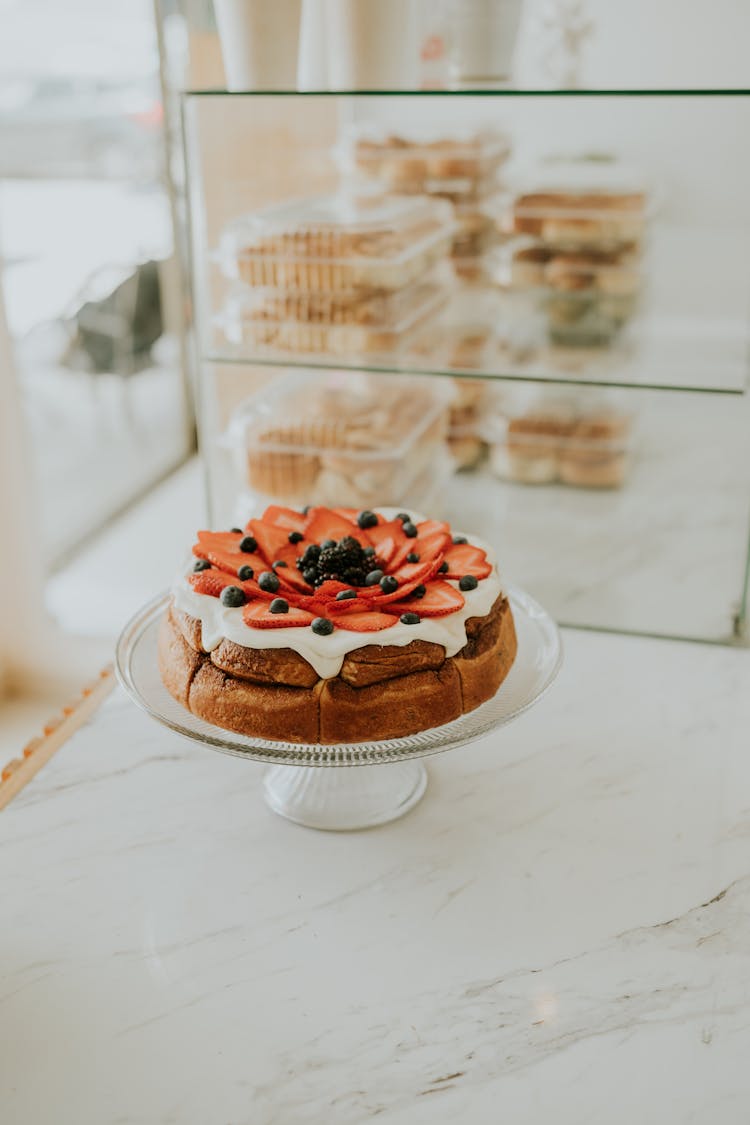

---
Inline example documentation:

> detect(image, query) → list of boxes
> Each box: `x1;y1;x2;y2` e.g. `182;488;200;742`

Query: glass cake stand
115;587;562;831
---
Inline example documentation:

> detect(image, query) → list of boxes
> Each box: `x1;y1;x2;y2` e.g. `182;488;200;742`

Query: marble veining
1;629;750;1124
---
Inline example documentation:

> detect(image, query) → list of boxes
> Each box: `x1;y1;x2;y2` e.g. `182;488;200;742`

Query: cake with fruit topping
158;505;516;744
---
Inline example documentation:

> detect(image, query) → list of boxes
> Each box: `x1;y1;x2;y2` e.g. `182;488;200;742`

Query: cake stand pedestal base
262;760;428;831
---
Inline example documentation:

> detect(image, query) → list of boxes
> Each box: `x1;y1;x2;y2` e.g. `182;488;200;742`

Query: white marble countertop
2;628;750;1124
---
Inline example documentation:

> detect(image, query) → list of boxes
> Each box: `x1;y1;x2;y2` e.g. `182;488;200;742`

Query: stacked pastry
217;192;454;360
483;390;633;489
502;163;649;347
344;128;511;282
225;370;453;513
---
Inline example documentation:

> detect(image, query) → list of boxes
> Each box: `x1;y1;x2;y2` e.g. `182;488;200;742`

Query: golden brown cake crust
158;596;517;744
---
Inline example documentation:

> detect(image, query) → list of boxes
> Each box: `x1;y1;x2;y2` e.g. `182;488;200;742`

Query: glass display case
182;90;750;646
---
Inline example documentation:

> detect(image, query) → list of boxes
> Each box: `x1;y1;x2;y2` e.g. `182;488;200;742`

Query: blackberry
314;539;368;587
300;543;321;568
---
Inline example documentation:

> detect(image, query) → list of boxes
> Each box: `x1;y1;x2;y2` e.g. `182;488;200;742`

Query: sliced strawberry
368;561;440;607
304;507;371;547
271;543;314;593
314;579;354;600
333;611;398;633
364;519;406;566
242;601;315;629
332;507;359;523
388;579;465;618
245;519;290;565
188;569;238;598
193;531;265;577
390;529;450;571
189;567;275;602
416;519;451;539
390;558;441;587
327;596;370;615
442;542;492;580
261;505;307;533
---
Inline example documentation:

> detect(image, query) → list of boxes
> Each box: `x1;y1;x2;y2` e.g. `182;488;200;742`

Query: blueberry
272;560;288;569
240;535;257;553
220;585;246;608
438;561;449;573
365;568;384;586
258;571;280;593
396;512;411;523
230;527;243;534
403;522;418;539
269;597;289;614
357;510;378;530
406;552;420;564
288;530;304;544
336;589;357;601
193;558;210;572
363;546;376;557
303;568;317;585
400;612;421;625
311;617;334;636
411;584;426;599
452;535;468;545
237;564;254;581
320;538;336;550
458;574;479;591
379;575;398;594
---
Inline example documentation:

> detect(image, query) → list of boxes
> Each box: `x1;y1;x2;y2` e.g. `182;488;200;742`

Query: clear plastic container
234;449;456;520
503;159;651;253
217;273;447;358
339;126;511;199
482;388;634;489
217;192;455;292
495;239;642;347
224;370;453;507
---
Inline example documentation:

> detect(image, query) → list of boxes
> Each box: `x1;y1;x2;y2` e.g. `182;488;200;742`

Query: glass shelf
199;223;750;396
185;89;750;99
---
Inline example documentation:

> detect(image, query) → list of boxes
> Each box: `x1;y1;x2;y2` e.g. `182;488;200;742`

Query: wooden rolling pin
0;665;116;811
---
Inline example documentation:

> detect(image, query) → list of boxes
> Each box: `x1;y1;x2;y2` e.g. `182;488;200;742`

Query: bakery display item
505;241;642;347
225;371;452;510
159;504;517;744
340;128;508;280
504;159;650;255
347;130;510;198
218;192;454;293
219;274;446;359
511;191;647;253
484;391;633;489
448;377;489;470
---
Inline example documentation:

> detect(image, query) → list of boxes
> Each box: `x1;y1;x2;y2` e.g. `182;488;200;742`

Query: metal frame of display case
179;89;750;647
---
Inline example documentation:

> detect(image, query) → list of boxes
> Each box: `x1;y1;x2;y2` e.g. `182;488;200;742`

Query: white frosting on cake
171;512;505;681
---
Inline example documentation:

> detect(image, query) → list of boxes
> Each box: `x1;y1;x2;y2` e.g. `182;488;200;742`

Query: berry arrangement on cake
159;505;517;744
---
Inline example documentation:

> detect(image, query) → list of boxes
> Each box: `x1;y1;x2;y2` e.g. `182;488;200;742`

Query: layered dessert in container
343;128;511;199
337;127;510;280
223;370;454;509
215;192;454;361
504;160;650;254
217;272;446;359
218;192;454;293
502;239;642;346
482;386;634;489
496;159;650;347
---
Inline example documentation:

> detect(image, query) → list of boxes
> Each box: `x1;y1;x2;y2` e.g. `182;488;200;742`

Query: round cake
158;505;517;744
